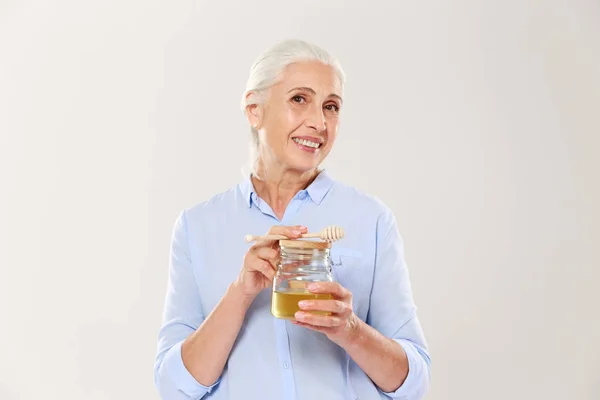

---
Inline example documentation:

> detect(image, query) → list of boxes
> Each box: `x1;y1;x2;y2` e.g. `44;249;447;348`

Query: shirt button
283;362;289;369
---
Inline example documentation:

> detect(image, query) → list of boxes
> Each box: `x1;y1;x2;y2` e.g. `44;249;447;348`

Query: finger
250;259;275;280
246;248;277;271
268;225;308;239
253;247;279;269
297;299;350;315
294;311;342;327
292;320;335;334
307;282;350;300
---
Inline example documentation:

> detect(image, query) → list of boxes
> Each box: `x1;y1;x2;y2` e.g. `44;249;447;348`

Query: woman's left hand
293;282;360;345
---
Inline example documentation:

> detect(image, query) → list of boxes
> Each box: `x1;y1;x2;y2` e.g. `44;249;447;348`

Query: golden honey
271;291;332;320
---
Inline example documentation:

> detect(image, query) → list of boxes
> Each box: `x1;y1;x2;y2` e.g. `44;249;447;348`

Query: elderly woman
154;39;431;400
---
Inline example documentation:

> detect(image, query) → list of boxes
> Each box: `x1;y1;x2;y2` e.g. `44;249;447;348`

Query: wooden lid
279;239;331;250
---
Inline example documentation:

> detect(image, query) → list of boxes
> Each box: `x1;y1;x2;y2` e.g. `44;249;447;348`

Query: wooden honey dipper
245;225;345;243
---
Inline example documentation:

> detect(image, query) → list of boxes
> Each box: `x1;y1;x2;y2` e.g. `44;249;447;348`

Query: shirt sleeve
153;210;221;399
366;206;431;400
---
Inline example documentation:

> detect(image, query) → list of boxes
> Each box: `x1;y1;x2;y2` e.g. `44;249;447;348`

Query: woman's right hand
234;225;308;300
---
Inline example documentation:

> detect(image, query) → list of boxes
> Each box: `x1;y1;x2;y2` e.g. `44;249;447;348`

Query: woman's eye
292;95;305;103
325;104;340;113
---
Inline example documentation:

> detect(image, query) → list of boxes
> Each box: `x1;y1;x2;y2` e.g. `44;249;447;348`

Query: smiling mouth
292;137;322;149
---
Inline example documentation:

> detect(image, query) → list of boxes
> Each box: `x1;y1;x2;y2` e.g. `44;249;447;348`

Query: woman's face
247;61;343;174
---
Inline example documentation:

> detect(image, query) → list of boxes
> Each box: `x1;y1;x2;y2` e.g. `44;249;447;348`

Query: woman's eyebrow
288;86;316;94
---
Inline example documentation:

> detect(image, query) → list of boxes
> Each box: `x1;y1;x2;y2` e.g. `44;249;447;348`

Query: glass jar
271;239;334;320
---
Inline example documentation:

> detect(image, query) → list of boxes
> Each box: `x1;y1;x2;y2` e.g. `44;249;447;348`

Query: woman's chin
286;160;321;174
279;151;325;174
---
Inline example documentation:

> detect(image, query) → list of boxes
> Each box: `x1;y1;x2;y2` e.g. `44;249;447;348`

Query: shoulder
178;184;242;223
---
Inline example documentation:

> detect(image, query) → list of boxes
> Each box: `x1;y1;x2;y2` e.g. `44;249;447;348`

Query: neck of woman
251;161;319;219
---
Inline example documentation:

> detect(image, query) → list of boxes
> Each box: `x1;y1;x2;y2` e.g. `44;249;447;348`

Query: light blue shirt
154;170;431;400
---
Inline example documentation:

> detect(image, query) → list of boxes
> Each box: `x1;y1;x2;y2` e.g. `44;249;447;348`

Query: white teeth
293;138;321;148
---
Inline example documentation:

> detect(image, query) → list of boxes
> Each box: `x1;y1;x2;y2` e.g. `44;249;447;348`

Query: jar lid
279;239;332;249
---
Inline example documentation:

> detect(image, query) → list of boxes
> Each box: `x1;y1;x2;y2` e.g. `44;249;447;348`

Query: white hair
240;39;346;177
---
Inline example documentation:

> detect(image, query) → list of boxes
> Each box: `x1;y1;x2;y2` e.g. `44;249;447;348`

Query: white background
1;1;599;399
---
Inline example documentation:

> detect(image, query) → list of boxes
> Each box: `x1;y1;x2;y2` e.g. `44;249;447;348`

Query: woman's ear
244;92;263;129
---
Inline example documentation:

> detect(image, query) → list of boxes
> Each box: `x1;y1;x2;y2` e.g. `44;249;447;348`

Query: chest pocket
329;247;370;317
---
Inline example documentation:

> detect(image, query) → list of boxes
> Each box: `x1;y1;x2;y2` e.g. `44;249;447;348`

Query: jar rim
279;239;331;250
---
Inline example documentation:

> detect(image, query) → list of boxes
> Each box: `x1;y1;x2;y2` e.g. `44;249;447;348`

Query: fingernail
308;283;318;291
298;301;309;308
295;311;306;320
300;226;308;230
292;230;301;235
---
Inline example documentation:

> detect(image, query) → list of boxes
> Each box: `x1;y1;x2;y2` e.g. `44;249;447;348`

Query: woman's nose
305;104;326;132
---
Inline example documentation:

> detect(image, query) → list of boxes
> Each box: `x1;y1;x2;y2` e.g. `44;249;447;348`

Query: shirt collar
239;169;335;207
